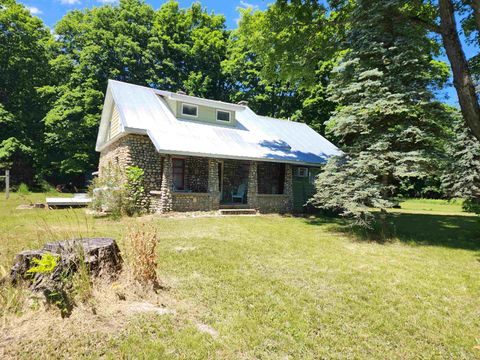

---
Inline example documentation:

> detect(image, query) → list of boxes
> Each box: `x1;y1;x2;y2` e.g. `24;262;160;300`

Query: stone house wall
98;134;163;194
98;135;294;213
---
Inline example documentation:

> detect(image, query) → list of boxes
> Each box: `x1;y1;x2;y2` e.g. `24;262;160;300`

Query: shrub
89;163;147;218
124;166;147;216
16;183;30;195
463;198;480;214
125;224;159;287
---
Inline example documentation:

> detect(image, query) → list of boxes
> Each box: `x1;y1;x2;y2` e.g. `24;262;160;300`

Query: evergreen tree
311;0;450;228
442;115;480;214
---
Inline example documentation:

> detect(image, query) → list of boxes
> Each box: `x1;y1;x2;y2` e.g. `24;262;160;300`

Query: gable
108;105;121;140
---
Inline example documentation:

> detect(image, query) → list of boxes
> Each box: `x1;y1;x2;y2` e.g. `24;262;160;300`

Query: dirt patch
174;246;197;253
195;323;219;338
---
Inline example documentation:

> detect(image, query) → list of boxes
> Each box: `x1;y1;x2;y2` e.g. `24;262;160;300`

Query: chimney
238;100;249;106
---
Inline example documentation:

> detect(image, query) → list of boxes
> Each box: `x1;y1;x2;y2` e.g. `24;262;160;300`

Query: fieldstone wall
255;164;293;213
185;157;209;193
157;155;173;213
256;195;291;213
247;161;258;209
172;193;214;211
99;135;294;213
208;159;221;210
98;134;163;210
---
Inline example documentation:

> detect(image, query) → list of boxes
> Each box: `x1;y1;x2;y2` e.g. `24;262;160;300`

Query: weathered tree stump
10;238;123;288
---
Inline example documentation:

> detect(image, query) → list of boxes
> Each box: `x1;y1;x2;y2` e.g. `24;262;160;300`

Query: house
95;80;340;213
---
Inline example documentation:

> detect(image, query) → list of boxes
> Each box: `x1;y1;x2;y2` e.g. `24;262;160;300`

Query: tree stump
10;238;123;288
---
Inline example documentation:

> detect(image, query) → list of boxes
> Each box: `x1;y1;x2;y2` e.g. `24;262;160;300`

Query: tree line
0;0;478;216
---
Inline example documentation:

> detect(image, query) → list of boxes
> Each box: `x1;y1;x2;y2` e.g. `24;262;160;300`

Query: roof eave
155;90;246;112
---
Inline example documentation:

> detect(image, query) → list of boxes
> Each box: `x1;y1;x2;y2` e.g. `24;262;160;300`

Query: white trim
152;147;325;166
155;89;245;111
216;109;232;123
181;103;198;118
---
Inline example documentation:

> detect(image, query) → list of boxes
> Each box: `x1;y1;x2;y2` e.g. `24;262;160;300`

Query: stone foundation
256;195;291;213
98;135;295;213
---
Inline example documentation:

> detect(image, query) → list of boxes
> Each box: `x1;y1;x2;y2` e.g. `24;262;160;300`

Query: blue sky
22;0;478;106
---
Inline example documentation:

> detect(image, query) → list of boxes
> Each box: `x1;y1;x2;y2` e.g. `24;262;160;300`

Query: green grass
1;193;479;359
396;198;466;215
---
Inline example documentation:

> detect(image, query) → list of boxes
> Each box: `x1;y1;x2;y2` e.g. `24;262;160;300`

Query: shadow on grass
305;212;480;251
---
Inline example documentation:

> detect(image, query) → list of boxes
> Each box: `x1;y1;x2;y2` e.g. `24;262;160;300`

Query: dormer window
182;103;198;117
216;110;231;122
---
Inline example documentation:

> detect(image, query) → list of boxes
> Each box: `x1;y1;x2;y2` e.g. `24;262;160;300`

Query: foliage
225;3;339;134
312;0;452;230
124;166;146;216
442;115;480;214
89;163;147;217
0;0;54;185
16;182;30;195
89;162;126;218
27;253;59;274
41;0;229;184
70;244;93;305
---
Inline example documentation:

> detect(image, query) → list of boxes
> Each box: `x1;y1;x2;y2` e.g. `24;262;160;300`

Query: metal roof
96;80;341;165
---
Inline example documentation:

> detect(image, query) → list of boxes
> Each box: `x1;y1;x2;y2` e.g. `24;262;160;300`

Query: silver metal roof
96;80;341;165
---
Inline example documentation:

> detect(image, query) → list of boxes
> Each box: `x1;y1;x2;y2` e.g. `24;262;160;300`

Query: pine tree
442;116;480;214
312;0;450;229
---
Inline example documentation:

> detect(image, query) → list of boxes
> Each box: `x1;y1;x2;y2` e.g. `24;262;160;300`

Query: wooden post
5;169;9;200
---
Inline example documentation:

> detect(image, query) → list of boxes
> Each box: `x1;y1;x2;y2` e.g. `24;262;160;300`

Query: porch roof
97;80;341;166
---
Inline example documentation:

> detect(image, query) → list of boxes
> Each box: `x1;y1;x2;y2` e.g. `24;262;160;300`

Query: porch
149;155;293;213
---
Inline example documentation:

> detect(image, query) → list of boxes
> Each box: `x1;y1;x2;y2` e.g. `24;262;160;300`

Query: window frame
172;158;186;191
295;167;309;178
181;103;198;118
216;109;232;123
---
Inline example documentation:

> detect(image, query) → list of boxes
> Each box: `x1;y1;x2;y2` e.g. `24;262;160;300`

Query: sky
20;0;479;106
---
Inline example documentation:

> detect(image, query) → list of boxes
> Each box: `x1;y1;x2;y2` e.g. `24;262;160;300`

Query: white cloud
97;0;118;3
26;6;42;15
239;0;259;10
60;0;81;5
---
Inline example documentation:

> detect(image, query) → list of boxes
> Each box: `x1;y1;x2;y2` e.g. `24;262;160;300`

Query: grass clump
16;183;30;195
124;224;159;288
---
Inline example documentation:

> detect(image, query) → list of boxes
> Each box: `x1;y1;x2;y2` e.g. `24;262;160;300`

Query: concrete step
219;208;257;216
219;203;250;209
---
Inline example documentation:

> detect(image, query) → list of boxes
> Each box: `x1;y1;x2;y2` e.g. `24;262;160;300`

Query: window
257;162;285;194
172;158;185;191
295;167;308;177
181;103;198;117
216;110;231;122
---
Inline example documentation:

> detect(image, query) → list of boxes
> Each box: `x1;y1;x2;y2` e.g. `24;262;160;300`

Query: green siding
292;167;320;212
174;101;236;126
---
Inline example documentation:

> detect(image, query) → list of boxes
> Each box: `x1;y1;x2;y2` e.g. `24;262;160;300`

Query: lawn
0;193;479;359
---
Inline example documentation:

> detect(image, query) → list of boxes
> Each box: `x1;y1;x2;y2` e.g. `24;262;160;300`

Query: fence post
5;169;9;200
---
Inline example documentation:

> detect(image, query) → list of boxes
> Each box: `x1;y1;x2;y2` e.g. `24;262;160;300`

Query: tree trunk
439;0;480;141
470;0;480;32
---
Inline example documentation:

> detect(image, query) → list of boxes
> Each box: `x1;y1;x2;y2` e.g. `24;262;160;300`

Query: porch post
247;161;258;209
208;158;220;210
284;164;293;212
159;155;173;212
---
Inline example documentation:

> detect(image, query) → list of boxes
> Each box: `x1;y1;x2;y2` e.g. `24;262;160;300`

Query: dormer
156;90;245;126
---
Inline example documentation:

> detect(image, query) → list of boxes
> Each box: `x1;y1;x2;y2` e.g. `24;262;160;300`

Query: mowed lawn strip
0;193;479;359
